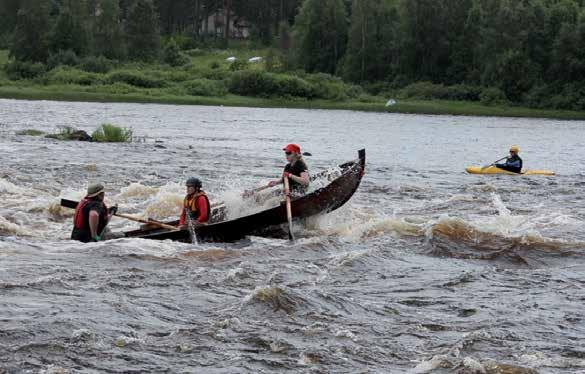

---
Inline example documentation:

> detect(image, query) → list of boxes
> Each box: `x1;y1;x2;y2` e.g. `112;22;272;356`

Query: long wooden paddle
60;199;178;231
283;177;295;241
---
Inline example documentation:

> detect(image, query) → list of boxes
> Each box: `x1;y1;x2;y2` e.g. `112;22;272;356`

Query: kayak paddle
482;156;507;169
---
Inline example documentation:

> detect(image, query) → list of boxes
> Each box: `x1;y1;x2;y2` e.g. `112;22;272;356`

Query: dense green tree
92;0;125;59
126;0;161;61
10;0;52;62
0;0;20;47
293;0;348;74
343;0;399;82
50;0;89;56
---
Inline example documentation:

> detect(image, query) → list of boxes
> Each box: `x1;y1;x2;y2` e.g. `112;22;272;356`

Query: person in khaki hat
71;183;116;243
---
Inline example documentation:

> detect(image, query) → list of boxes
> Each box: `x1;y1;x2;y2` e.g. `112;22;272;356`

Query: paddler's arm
178;209;186;227
89;210;101;241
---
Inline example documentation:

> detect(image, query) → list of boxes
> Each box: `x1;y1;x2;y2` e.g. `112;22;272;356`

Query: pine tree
50;0;90;56
293;0;348;74
126;0;161;61
10;0;52;62
92;0;125;59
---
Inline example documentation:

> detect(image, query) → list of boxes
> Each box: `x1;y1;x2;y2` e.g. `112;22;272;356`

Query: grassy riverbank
1;49;584;120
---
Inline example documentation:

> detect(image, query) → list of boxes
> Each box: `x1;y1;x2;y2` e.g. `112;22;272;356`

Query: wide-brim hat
87;183;105;198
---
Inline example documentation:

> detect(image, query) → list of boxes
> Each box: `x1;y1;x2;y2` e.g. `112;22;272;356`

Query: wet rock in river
46;129;92;141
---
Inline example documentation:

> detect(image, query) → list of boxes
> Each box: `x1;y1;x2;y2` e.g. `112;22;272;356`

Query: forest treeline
0;0;584;110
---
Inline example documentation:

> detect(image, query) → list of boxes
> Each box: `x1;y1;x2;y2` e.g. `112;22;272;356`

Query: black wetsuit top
496;155;523;173
71;199;107;243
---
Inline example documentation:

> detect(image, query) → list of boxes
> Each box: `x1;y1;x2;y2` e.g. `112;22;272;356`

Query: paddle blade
60;198;79;209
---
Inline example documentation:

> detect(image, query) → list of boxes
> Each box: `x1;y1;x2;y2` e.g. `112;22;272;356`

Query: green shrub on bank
480;87;509;106
48;67;104;86
229;70;279;97
399;81;482;102
107;70;165;88
163;38;191;67
47;50;79;70
230;59;250;71
78;56;115;73
201;68;231;81
4;60;47;80
305;73;357;100
276;75;315;98
92;123;133;143
183;79;227;96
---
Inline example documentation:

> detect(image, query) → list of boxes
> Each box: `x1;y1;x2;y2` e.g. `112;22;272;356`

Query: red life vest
73;198;108;231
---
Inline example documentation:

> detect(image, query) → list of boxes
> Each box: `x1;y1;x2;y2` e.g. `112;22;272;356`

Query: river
1;98;585;373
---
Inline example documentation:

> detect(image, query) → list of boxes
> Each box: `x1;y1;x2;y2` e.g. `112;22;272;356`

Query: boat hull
126;149;366;243
466;166;555;176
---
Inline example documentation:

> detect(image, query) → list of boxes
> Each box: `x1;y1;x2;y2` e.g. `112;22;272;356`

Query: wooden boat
63;149;366;243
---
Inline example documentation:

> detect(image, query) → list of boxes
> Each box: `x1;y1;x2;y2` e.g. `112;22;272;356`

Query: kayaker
71;183;116;243
179;177;210;229
495;145;523;173
268;144;310;195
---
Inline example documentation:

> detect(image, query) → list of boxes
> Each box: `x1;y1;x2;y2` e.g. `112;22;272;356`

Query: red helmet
283;144;301;154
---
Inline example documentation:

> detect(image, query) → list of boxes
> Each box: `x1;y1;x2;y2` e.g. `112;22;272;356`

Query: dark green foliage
107;70;165;88
163;38;190;66
92;123;133;142
48;67;104;86
184;79;228;97
4;60;47;80
480;87;509;106
400;82;482;102
2;0;585;111
78;56;115;74
305;73;359;100
47;50;79;70
229;59;250;71
92;0;126;59
228;70;280;97
50;1;89;57
276;75;315;98
126;0;161;61
228;70;316;99
293;0;348;74
10;0;52;62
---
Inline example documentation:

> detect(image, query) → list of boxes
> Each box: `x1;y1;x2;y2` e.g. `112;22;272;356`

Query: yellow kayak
466;166;555;176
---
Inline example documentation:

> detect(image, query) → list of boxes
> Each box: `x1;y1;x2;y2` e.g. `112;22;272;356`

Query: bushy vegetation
107;70;165;88
48;67;103;86
1;0;584;115
91;123;133;143
183;79;227;97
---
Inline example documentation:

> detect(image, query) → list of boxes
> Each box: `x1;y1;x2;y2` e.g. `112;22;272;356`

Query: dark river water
1;98;585;373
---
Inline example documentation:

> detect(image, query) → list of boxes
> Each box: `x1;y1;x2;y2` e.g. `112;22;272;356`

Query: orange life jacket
183;192;210;222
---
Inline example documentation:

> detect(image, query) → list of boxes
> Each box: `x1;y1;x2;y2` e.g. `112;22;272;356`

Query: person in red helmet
268;144;310;194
